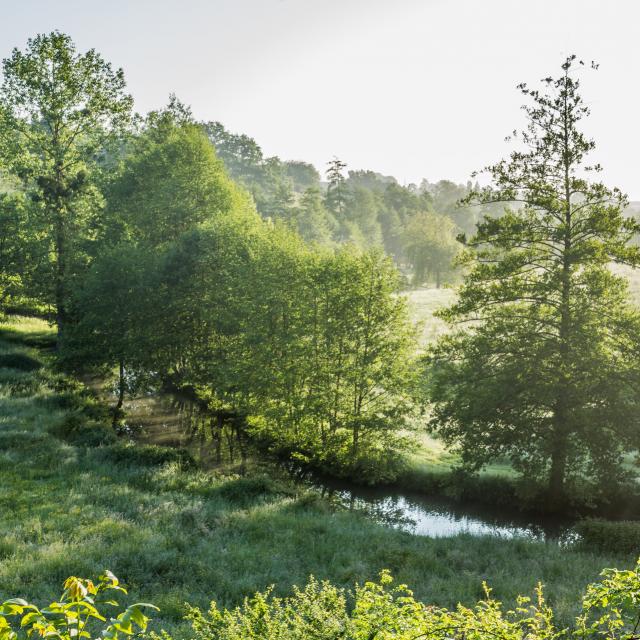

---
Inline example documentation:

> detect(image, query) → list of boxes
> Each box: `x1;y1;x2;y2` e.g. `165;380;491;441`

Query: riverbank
0;315;635;633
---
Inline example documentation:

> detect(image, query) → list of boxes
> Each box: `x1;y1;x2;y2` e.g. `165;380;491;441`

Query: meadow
0;315;634;633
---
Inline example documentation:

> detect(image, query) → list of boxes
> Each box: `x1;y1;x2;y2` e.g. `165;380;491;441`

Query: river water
310;478;573;541
123;391;574;541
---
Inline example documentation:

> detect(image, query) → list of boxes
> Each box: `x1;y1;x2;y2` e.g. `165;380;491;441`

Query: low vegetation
7;563;640;640
0;318;633;634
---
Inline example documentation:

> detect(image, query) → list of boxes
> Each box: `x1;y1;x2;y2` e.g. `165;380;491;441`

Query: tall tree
0;31;132;338
426;57;640;501
104;111;246;249
294;186;335;244
325;156;349;219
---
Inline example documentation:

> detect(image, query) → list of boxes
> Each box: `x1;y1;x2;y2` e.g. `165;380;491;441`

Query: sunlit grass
405;286;455;347
0;315;56;348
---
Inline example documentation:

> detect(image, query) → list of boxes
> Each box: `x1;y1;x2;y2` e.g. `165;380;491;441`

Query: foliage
130;222;418;481
183;561;640;640
575;519;640;555
104;114;249;248
403;211;460;287
325;157;349;222
425;56;640;500
0;572;157;640
0;31;132;335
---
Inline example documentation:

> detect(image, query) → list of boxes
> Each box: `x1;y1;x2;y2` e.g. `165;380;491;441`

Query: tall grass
0;317;633;633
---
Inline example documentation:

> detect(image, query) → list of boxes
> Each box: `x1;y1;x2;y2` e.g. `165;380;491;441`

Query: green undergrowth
0;316;634;634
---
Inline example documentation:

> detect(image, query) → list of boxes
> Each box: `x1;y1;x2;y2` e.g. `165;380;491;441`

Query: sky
2;0;640;196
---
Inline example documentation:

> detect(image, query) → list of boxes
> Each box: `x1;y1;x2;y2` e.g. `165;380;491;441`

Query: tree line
2;33;640;501
0;33;416;482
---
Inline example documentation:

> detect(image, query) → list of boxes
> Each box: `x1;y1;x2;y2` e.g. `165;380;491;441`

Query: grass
406;286;455;347
0;316;636;633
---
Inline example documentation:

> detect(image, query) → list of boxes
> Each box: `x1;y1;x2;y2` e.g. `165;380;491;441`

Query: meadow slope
0;316;633;632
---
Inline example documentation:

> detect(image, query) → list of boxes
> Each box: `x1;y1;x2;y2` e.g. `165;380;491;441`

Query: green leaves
426;55;640;500
0;572;157;640
185;563;640;640
0;31;133;333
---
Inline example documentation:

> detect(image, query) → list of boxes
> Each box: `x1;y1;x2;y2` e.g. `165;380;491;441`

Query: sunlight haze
3;0;640;195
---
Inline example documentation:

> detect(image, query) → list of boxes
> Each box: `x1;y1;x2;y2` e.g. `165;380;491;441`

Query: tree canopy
426;56;640;500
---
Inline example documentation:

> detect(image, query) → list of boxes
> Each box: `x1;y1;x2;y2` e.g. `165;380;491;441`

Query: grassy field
404;286;515;479
0;315;635;633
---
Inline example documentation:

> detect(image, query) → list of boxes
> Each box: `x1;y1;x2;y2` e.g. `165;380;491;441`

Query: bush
180;560;640;640
575;518;640;554
0;572;157;640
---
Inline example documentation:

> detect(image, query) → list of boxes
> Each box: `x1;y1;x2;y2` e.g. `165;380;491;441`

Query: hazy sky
2;1;640;195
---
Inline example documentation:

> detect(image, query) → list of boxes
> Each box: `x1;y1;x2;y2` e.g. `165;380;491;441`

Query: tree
325;156;349;219
0;31;132;338
426;56;640;501
294;186;335;244
104;112;246;248
285;160;320;192
346;186;384;248
403;211;459;287
66;243;160;423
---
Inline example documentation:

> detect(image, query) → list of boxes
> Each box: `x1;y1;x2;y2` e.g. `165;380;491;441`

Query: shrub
575;518;640;555
177;559;640;640
0;571;157;640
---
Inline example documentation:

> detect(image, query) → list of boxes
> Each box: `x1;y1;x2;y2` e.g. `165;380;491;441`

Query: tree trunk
352;424;359;460
548;75;573;507
214;415;223;465
112;359;125;428
548;427;567;502
54;210;67;344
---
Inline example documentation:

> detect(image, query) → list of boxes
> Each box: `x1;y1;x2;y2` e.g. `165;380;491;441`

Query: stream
308;478;574;540
122;390;575;542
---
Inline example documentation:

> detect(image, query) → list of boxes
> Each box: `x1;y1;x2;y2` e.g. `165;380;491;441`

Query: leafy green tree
105;113;246;248
66;243;160;422
285;160;320;192
346;186;384;248
203;120;263;183
0;192;37;310
380;182;425;258
0;31;132;337
427;56;640;500
294;186;335;244
203;121;295;221
403;211;459;287
66;107;255;421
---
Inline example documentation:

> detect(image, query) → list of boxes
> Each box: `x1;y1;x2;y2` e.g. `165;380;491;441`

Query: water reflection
124;389;574;542
314;482;574;541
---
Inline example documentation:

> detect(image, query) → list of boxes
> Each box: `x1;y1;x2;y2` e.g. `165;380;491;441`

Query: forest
3;28;640;640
